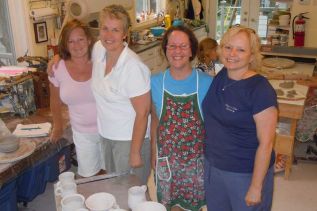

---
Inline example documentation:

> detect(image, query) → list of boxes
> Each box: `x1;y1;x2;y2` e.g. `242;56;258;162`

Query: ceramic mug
133;201;166;211
61;193;85;211
58;172;75;186
85;192;118;211
55;182;77;198
128;185;147;210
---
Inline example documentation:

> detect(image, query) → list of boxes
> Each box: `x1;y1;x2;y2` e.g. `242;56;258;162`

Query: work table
0;107;71;187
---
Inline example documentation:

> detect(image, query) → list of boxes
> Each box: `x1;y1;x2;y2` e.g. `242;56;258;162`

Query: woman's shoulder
53;60;67;77
249;73;272;87
151;71;165;84
92;41;105;60
197;69;213;85
120;47;149;71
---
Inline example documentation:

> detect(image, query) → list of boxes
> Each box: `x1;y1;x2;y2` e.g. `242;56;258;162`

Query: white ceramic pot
58;171;75;186
85;192;118;211
128;185;147;210
61;194;85;211
55;182;77;198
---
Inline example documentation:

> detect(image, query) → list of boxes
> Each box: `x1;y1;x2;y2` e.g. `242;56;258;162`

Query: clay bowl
0;135;20;153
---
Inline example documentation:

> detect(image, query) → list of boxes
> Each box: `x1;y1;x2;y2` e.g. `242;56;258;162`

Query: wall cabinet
137;27;207;74
138;45;168;74
194;27;208;42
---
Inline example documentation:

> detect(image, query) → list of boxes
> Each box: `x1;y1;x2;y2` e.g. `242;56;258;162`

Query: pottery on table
85;192;118;211
61;194;85;211
128;185;147;210
0;134;19;153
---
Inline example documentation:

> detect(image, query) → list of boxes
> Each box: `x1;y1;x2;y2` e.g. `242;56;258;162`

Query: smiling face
166;30;192;71
67;27;90;59
220;31;255;73
99;15;127;53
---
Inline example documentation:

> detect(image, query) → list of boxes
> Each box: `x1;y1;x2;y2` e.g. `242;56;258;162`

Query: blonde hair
218;25;262;71
197;38;218;64
99;4;131;34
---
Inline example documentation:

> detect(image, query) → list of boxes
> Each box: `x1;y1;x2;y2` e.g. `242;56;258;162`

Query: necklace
222;71;248;91
222;79;240;91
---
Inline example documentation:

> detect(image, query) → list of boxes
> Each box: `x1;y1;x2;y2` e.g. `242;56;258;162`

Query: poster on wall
33;21;48;43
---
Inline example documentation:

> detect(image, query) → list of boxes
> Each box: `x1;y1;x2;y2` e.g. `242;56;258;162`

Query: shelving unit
275;101;307;179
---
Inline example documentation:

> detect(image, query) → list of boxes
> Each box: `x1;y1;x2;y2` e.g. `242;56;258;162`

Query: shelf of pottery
266;10;291;46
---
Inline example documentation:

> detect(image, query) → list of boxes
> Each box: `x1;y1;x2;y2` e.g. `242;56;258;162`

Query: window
214;0;292;42
135;0;166;24
0;0;15;65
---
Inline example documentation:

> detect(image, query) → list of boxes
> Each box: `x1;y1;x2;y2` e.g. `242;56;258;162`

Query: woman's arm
129;91;151;168
245;106;277;206
47;55;61;77
49;83;64;143
150;103;159;169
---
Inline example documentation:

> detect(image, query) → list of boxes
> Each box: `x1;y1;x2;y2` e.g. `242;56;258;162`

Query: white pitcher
128;185;147;210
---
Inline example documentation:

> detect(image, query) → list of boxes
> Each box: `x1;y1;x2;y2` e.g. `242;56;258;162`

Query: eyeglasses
166;43;190;51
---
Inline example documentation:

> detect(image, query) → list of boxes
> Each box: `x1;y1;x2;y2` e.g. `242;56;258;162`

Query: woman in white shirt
90;5;151;184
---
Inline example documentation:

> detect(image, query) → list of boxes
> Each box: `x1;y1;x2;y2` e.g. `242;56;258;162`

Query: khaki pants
101;137;151;184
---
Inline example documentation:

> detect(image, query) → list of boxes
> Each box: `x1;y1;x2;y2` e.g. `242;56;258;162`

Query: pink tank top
49;60;98;133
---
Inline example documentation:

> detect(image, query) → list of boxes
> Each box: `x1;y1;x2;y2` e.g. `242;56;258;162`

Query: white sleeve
123;61;151;98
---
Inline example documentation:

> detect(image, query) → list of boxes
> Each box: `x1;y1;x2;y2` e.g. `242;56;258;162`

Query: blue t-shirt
151;69;212;117
202;68;277;173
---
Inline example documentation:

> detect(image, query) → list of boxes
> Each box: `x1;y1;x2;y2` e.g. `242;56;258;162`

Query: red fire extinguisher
292;12;309;47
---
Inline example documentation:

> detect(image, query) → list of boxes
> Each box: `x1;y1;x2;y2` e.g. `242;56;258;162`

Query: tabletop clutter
0;119;42;164
56;171;167;211
0;120;52;164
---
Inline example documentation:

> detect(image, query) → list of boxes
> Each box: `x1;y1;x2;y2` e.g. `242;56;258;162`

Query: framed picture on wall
34;21;48;43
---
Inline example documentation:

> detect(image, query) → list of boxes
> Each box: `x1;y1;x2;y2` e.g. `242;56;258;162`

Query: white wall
10;0;135;58
8;0;59;59
289;0;317;47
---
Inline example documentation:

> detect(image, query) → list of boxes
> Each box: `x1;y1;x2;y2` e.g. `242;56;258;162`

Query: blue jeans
204;159;274;211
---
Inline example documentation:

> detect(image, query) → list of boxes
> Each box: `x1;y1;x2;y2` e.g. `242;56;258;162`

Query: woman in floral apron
151;26;212;211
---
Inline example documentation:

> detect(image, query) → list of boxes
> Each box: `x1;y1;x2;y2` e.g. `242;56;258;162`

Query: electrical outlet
298;0;311;5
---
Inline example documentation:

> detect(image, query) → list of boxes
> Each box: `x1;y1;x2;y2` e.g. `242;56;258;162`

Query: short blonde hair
99;4;131;33
218;25;262;71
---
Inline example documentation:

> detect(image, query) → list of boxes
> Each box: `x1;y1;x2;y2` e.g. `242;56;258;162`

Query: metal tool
20;127;41;130
75;170;132;185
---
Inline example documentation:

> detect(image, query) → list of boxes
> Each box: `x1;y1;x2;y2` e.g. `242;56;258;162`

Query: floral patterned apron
156;71;205;211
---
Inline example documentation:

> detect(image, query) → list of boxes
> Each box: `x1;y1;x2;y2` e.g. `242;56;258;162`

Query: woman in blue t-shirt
151;26;212;211
202;25;278;211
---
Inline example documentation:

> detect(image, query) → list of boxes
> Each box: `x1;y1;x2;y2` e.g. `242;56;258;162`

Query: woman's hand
129;151;144;168
50;128;63;144
47;54;61;77
245;185;262;206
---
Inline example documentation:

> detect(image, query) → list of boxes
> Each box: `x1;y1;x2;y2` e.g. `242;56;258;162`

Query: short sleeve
123;62;151;98
251;78;277;115
48;66;60;87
